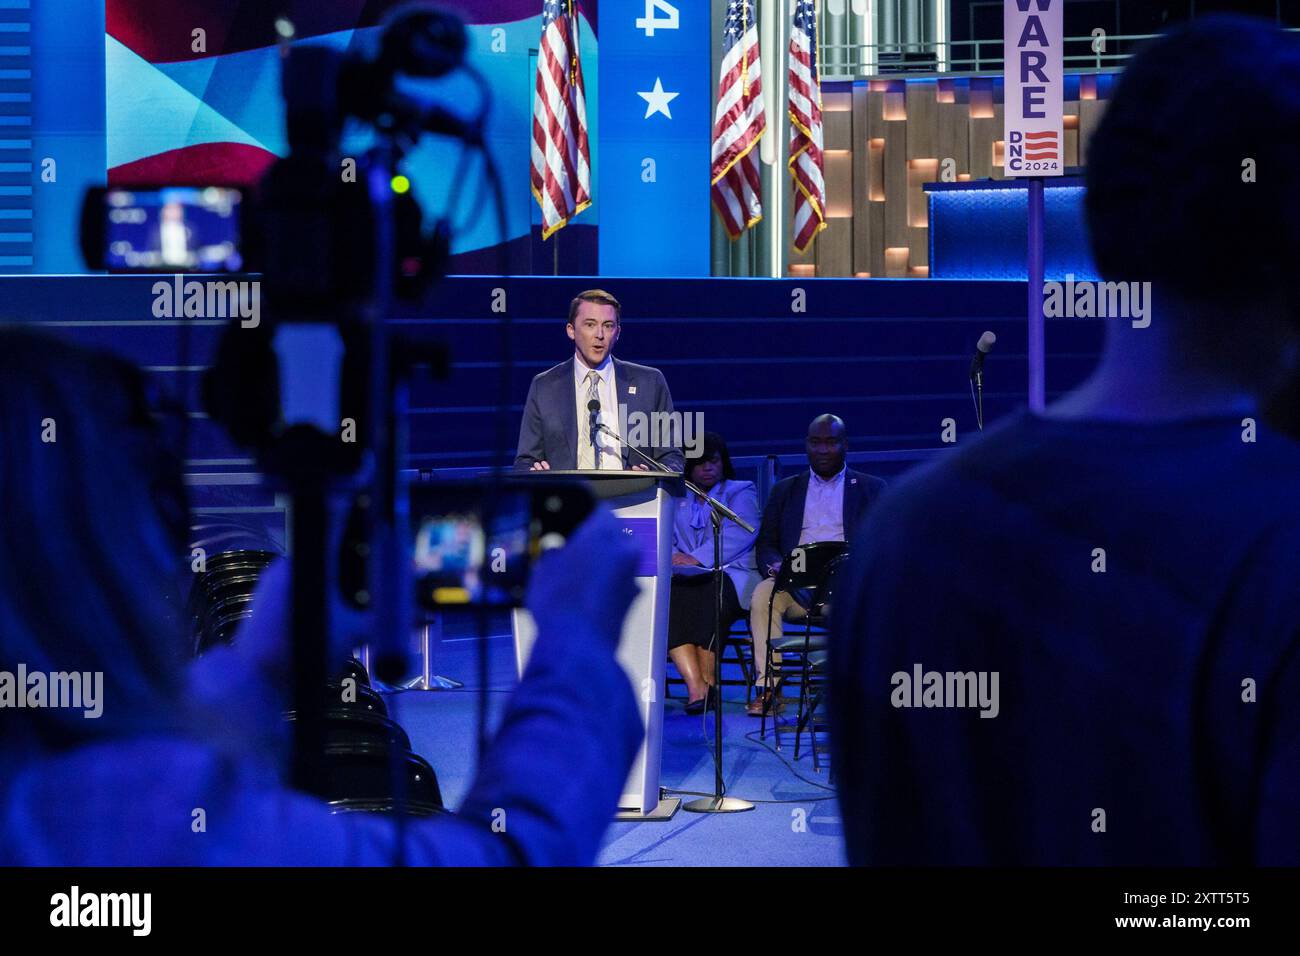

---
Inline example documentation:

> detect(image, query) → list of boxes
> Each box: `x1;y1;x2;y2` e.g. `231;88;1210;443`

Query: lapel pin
627;386;637;394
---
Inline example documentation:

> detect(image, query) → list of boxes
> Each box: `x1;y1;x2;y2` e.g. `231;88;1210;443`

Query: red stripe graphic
109;142;277;186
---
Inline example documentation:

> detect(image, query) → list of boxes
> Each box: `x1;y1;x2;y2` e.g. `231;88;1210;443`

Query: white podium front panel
512;473;678;816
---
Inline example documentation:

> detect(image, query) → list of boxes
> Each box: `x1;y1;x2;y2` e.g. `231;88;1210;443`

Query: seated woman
668;432;760;715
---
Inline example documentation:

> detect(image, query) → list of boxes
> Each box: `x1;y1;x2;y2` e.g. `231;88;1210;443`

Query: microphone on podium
587;397;601;453
592;418;755;534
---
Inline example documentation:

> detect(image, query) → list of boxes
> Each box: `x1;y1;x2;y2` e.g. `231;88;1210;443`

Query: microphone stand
968;336;993;432
969;350;986;432
595;423;755;814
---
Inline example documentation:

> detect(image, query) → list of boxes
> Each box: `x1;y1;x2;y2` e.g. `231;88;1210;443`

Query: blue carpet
385;624;846;867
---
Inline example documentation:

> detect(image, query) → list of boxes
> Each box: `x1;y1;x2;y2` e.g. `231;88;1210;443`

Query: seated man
748;414;885;715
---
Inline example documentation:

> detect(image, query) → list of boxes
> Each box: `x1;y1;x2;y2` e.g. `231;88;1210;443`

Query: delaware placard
1003;0;1064;177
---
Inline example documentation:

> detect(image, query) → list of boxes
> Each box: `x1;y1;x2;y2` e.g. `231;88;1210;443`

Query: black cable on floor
662;787;836;805
662;702;839;802
741;728;837;795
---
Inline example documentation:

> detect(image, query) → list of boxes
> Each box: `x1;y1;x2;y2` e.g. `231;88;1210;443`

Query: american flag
531;0;592;240
789;0;827;253
711;0;766;240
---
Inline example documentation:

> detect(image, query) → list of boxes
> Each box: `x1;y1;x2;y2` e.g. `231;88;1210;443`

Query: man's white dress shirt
574;354;622;470
799;465;846;544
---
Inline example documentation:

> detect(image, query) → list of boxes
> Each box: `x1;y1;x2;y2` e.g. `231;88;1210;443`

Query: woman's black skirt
668;571;742;651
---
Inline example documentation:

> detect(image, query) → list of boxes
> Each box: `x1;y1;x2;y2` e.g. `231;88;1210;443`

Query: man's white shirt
574;353;622;470
799;465;847;544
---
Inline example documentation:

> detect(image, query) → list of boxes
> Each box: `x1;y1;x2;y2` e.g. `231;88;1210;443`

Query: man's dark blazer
756;468;887;571
513;357;685;471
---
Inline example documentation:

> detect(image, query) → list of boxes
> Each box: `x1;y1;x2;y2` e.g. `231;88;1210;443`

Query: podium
511;470;684;818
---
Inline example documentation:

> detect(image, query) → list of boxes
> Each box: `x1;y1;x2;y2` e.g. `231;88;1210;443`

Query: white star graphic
637;77;679;120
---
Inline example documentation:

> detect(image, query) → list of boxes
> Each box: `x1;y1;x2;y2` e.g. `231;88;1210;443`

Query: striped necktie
579;369;602;470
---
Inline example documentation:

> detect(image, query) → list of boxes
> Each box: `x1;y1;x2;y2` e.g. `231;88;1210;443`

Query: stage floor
385;625;846;867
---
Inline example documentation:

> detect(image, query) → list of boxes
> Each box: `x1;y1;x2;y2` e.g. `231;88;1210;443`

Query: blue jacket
514;357;684;472
755;468;887;572
672;478;762;608
0;619;641;866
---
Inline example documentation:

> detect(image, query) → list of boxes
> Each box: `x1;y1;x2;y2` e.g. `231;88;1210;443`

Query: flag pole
1027;176;1046;411
759;0;788;279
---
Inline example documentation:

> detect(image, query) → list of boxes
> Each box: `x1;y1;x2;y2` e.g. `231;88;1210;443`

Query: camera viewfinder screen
412;491;531;607
104;187;243;272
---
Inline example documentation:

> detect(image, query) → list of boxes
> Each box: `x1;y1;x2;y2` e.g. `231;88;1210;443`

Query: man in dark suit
748;414;885;715
514;289;684;473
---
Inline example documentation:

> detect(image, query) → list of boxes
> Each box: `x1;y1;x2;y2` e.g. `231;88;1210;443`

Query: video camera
78;5;593;796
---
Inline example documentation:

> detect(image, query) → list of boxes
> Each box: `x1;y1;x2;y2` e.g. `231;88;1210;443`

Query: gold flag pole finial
567;0;579;88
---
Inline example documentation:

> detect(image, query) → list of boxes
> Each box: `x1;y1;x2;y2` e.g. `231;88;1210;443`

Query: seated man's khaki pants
748;576;807;685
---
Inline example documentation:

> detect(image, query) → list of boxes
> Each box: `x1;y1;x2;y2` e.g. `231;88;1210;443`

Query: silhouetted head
1086;16;1300;324
0;329;190;754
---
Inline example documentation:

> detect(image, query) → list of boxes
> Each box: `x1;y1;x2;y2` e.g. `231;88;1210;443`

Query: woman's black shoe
684;694;707;716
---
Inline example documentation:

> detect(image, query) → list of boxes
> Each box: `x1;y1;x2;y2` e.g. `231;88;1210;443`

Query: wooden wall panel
824;149;853;219
853;189;873;275
852;84;873;270
883;84;907;121
839;74;1115;279
909;220;929;268
884;245;909;278
824;108;853;151
823;89;853;114
1078;98;1109;163
905;83;938;159
968;115;997;180
1064;103;1080;167
865;88;885;139
822;96;854;274
989;105;1006;180
816;218;853;277
937;101;971;178
866;202;885;277
883;122;909;249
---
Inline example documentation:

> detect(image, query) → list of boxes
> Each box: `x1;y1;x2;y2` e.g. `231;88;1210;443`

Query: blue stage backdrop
1;274;1104;482
25;1;1110;279
597;0;710;276
24;0;713;276
101;0;604;275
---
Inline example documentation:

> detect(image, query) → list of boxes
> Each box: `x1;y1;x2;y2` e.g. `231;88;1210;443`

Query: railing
818;29;1300;79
